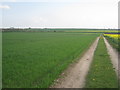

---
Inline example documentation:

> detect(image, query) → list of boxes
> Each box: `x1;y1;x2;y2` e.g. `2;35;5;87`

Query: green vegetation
3;32;99;88
104;36;120;52
2;28;118;33
85;36;118;88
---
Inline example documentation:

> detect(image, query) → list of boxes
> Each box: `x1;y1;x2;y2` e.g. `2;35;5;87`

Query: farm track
51;37;99;88
103;37;118;77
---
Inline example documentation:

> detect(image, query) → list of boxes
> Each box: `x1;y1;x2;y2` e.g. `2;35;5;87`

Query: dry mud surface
103;37;118;76
51;37;99;88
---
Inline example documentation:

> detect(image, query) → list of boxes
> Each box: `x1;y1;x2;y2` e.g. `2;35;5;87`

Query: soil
50;37;99;88
103;37;118;76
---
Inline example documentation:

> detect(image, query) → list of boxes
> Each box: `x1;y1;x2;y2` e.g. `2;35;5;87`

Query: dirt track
103;37;118;76
51;37;99;88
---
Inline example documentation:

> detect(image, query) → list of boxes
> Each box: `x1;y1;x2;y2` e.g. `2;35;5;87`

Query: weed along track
103;33;120;87
103;37;118;75
51;37;99;88
85;36;118;88
103;37;120;87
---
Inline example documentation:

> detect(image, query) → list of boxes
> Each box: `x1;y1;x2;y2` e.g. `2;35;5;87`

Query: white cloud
1;0;119;28
10;0;16;2
1;0;16;2
0;5;10;9
1;0;119;3
31;16;47;23
52;2;118;29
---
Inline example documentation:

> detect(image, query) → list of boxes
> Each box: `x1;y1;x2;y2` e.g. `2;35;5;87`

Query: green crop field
3;32;99;88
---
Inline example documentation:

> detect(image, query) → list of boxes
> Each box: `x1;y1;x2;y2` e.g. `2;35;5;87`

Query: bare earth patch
51;37;99;88
103;37;118;76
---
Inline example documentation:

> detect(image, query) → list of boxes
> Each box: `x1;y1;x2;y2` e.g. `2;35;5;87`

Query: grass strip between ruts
85;36;118;88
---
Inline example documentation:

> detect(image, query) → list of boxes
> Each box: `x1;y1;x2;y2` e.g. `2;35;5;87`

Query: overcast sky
0;0;119;29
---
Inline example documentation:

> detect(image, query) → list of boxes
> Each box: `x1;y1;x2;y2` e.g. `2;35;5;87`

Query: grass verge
85;36;118;88
104;36;120;52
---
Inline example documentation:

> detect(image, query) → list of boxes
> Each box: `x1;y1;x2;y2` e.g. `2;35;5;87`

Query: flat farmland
3;32;99;88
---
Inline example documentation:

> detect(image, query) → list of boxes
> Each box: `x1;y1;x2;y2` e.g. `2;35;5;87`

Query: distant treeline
1;28;63;32
1;28;119;33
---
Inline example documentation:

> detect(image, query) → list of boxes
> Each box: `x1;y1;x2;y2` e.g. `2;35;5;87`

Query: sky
0;0;119;29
